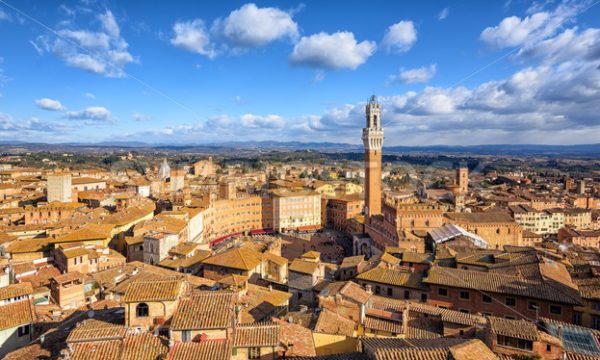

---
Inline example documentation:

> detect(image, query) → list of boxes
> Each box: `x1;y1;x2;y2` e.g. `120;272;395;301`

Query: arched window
136;303;149;317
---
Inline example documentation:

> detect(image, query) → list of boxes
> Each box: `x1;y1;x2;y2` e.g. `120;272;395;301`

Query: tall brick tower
362;95;384;217
457;163;468;194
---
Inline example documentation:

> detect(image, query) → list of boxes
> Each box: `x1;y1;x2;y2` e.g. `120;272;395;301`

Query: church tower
362;95;384;216
456;163;468;194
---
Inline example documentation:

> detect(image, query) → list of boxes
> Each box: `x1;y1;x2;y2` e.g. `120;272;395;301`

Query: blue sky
0;0;599;145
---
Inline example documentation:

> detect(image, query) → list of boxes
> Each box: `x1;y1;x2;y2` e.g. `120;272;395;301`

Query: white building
143;231;180;265
0;283;35;358
47;173;72;203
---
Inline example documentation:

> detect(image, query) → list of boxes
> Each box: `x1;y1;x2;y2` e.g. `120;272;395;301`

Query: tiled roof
52;271;84;284
407;302;486;327
239;284;291;323
488;316;539;341
314;309;356;336
234;322;280;347
0;299;34;331
121;333;169;360
362;337;476;360
340;255;365;269
70;340;122;360
448;339;498;360
273;318;316;357
289;259;319;275
357;264;427;290
67;320;126;343
0;282;33;300
364;315;403;334
202;246;262;271
170;291;235;330
424;266;581;305
167;340;232;360
122;279;183;302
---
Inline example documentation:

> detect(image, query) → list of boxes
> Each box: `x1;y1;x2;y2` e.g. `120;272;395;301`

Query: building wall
0;324;32;358
272;192;321;231
427;284;573;323
125;300;178;330
47;174;72;203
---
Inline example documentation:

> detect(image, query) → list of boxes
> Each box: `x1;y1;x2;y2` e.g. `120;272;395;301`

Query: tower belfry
362;95;384;216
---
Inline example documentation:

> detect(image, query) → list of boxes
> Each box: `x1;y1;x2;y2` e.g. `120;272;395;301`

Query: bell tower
362;95;384;216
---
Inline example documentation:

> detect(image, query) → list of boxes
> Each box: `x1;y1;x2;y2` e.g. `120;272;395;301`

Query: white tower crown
362;95;384;150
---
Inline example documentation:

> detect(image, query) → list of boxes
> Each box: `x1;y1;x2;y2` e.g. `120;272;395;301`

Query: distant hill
0;141;599;156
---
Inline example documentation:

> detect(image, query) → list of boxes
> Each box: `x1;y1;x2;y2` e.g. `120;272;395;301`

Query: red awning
209;232;241;247
297;225;321;232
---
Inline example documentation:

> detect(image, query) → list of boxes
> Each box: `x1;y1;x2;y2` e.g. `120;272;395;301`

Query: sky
0;0;599;146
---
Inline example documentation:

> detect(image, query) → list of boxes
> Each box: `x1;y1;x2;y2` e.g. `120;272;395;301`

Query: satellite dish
87;310;95;318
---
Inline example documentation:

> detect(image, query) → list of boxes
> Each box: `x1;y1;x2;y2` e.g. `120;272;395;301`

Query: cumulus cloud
389;64;437;84
31;10;137;77
382;21;417;53
66;106;111;121
480;1;583;48
0;112;71;140
438;8;449;20
170;19;216;58
35;98;65;111
289;32;376;70
240;113;284;128
213;3;298;48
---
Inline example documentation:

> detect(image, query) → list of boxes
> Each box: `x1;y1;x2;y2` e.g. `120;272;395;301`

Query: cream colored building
272;189;321;232
510;205;564;235
47;173;72;202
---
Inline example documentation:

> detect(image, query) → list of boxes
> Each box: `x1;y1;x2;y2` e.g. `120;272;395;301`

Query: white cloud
480;1;583;48
85;92;96;99
438;8;449;20
240;114;284;128
132;112;150;122
382;21;417;53
66;106;111;121
170;19;216;58
213;3;298;48
35;98;65;111
389;64;437;84
31;10;136;77
289;32;376;70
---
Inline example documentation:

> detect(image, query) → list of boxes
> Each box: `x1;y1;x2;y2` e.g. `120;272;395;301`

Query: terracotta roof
314;308;356;336
122;279;183;302
171;291;235;330
0;299;34;331
202;246;263;271
424;266;581;305
357;264;427;290
67;320;126;343
488;316;539;341
61;247;91;259
70;340;122;360
449;339;498;360
52;271;84;284
362;337;473;360
234;322;280;347
0;282;33;300
121;333;169;360
239;284;291;323
407;302;486;327
364;315;403;334
340;255;365;269
273;318;316;357
445;212;516;224
320;281;371;304
6;237;50;253
167;340;232;360
52;227;108;244
289;258;319;275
